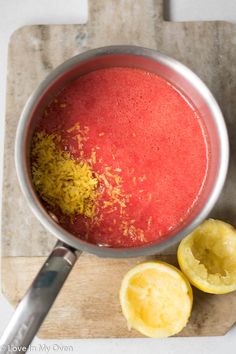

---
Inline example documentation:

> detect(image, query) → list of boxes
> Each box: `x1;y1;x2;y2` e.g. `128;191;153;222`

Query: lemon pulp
178;219;236;294
120;261;192;338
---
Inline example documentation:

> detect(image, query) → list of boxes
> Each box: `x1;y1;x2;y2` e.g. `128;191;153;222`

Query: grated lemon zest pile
31;131;98;218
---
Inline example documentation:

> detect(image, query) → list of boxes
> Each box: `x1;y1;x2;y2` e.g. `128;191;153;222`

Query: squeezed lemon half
119;261;193;338
178;219;236;294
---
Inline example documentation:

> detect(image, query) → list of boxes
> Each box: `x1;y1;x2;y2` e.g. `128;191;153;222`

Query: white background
0;1;236;353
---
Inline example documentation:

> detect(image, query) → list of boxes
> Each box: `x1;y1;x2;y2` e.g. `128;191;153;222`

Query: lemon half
178;219;236;294
120;261;193;338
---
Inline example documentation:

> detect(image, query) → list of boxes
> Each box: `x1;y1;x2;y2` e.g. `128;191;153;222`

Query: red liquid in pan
37;67;209;247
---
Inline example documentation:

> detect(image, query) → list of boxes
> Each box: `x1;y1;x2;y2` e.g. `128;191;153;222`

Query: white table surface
0;1;236;353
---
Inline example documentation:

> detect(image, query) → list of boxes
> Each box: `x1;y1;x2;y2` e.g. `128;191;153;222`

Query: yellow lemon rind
119;261;193;338
177;220;236;295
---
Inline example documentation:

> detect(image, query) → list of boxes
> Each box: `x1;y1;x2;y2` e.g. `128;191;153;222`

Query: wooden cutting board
2;0;236;338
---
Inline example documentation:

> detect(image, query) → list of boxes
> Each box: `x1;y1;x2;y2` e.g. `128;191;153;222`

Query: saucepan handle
0;241;79;353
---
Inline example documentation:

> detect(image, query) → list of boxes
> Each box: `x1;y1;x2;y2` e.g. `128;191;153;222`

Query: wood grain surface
1;0;236;338
3;254;236;338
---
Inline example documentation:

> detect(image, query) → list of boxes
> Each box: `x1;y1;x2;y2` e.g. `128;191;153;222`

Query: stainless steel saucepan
0;46;229;353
